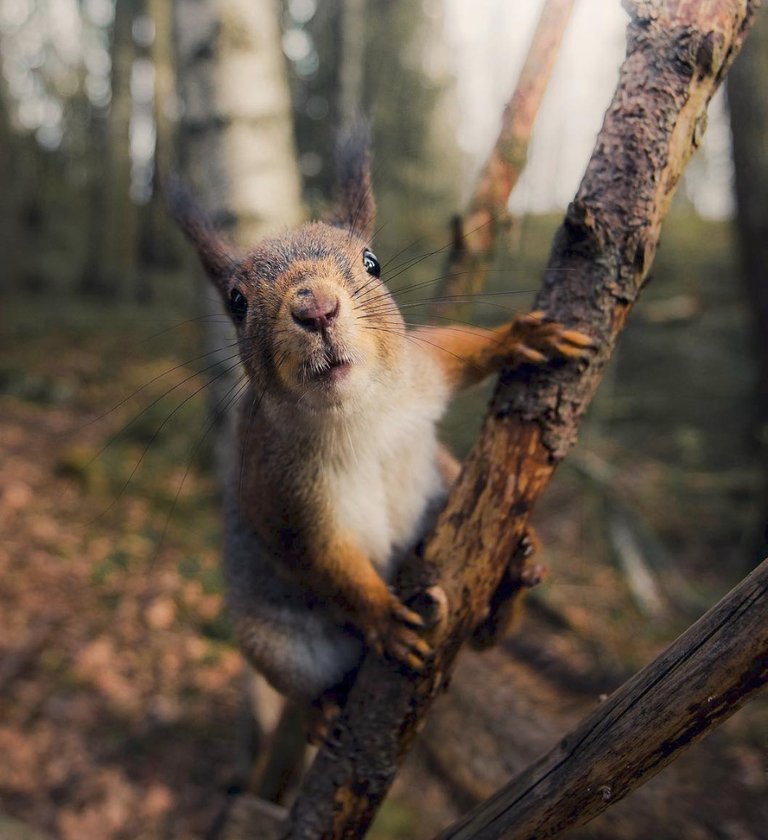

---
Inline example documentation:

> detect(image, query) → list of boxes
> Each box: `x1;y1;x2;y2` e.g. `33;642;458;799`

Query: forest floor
0;214;766;839
0;296;243;839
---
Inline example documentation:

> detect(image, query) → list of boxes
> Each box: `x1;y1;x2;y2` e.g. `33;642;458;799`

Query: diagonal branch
431;0;575;322
437;556;768;839
286;2;761;838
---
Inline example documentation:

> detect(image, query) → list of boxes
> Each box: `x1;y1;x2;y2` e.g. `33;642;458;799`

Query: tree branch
286;2;761;838
436;556;768;839
431;0;575;321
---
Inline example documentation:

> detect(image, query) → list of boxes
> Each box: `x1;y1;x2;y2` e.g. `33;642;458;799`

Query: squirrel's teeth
302;353;353;385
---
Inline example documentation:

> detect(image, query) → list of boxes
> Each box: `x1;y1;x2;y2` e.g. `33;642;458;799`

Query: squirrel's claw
391;600;425;630
509;311;596;366
367;595;433;672
552;328;597;358
386;629;432;672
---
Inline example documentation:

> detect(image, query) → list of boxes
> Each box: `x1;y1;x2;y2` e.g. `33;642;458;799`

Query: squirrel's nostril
291;293;340;331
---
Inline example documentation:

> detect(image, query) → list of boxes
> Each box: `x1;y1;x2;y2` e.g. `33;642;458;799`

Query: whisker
380;230;433;271
133;314;237;347
87;352;256;525
359;323;488;379
148;372;253;570
358;269;538;310
377;212;501;284
77;338;248;431
355;292;536;324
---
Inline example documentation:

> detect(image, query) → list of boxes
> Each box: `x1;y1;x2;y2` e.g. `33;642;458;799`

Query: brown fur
170;135;593;707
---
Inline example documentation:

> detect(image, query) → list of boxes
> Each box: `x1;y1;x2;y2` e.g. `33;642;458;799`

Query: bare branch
437;556;768;839
286;2;762;838
431;0;575;321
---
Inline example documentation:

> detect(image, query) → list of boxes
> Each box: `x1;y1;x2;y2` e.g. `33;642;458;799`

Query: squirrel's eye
229;288;248;321
362;249;380;278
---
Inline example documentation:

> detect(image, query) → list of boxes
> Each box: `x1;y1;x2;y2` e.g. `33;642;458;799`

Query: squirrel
168;130;592;729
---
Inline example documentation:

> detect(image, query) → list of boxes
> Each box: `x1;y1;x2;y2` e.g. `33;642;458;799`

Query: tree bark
727;4;768;567
173;0;302;243
286;2;761;838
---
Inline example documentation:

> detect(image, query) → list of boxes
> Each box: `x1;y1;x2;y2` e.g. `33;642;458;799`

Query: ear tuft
326;122;375;240
165;174;241;281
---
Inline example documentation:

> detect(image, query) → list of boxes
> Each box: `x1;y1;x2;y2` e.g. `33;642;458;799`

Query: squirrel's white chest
324;415;443;582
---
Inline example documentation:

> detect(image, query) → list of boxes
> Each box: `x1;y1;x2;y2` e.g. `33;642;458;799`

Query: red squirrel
169;131;592;724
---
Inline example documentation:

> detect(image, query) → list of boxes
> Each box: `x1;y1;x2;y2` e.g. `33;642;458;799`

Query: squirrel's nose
291;290;340;332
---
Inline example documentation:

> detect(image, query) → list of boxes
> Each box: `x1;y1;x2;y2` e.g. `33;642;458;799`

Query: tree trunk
286;2;761;837
79;99;111;296
138;0;182;285
172;0;303;472
727;4;768;568
0;77;19;293
101;0;140;298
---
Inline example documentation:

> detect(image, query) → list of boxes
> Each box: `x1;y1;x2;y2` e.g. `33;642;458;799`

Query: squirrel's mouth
324;359;353;385
302;352;353;386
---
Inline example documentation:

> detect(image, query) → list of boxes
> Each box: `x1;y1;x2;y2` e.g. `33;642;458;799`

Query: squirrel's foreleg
306;532;432;672
413;312;594;393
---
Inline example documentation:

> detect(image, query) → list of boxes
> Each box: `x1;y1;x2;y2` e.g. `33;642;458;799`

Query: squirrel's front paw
507;311;595;365
367;596;432;672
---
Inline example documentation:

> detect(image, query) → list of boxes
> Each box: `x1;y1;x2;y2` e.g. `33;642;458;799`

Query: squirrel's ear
326;123;375;240
165;175;241;286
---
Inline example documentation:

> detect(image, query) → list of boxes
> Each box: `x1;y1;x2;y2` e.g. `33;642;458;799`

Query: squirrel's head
168;129;405;413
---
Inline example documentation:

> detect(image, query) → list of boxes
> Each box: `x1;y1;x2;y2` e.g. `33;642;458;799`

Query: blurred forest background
0;1;767;839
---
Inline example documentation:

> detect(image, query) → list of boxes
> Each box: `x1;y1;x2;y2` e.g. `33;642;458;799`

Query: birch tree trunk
172;0;303;466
